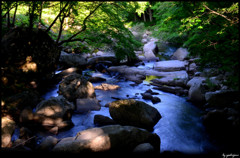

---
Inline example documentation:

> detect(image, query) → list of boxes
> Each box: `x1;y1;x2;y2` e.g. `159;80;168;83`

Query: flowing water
37;61;218;154
12;44;218;153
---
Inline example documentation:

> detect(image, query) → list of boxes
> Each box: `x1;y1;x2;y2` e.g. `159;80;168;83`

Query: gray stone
94;115;116;126
52;125;160;153
109;99;161;131
154;60;186;72
171;47;189;61
75;98;101;113
58;73;96;102
188;82;206;103
133;143;155;153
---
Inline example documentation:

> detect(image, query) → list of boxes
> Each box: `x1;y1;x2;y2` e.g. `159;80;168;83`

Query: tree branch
45;1;69;33
203;3;232;23
58;2;103;46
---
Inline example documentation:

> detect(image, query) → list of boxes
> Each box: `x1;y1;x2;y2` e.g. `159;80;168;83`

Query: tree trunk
12;3;18;27
143;12;146;22
29;2;36;31
7;11;10;28
148;8;152;22
39;1;43;24
134;13;137;22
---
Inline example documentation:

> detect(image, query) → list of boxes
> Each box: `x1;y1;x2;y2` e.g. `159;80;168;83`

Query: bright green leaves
151;1;239;89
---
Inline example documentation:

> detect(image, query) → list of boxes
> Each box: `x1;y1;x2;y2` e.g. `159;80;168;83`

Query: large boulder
1;27;60;96
109;99;162;131
188;82;206;104
52;125;160;153
34;96;75;132
143;40;159;61
3;91;40;119
171;47;189;61
153;60;186;72
205;90;239;108
58;73;96;102
143;40;158;54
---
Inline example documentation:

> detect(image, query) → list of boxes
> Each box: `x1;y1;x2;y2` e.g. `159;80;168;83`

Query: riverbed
37;61;218;154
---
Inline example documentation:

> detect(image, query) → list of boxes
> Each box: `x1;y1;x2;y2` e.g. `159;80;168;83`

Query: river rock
87;56;117;66
88;76;106;83
59;51;87;68
34;96;74;132
151;97;161;104
37;136;58;151
58;73;96;102
94;83;120;90
205;90;239;108
1;117;16;148
109;99;161;131
143;40;159;61
186;77;206;88
171;47;189;61
151;75;188;88
143;41;158;54
141;93;153;100
153;60;186;72
152;85;188;96
94;115;117;126
3;91;40;119
188;82;206;104
52;125;160;153
133;143;155;153
75;98;101;113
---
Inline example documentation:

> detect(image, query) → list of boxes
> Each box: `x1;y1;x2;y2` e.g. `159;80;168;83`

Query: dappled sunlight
30;81;37;88
1;77;8;85
1;117;15;148
19;56;37;73
36;105;63;117
75;128;111;152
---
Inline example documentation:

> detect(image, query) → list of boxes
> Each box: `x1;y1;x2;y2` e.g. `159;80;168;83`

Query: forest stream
11;48;219;154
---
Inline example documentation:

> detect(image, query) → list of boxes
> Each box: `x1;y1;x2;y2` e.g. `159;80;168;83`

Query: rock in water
52;125;160;153
153;60;186;72
1;27;60;96
58;73;96;102
75;98;101;113
171;47;189;61
94;83;120;90
109;99;162;131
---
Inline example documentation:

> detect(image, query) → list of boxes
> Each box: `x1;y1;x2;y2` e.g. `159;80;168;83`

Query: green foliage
1;1;141;62
151;2;239;89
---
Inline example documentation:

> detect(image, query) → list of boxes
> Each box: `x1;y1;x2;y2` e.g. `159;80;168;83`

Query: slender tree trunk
7;11;10;28
29;2;36;31
143;12;146;22
148;8;152;22
39;1;43;24
12;3;18;26
134;13;137;22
